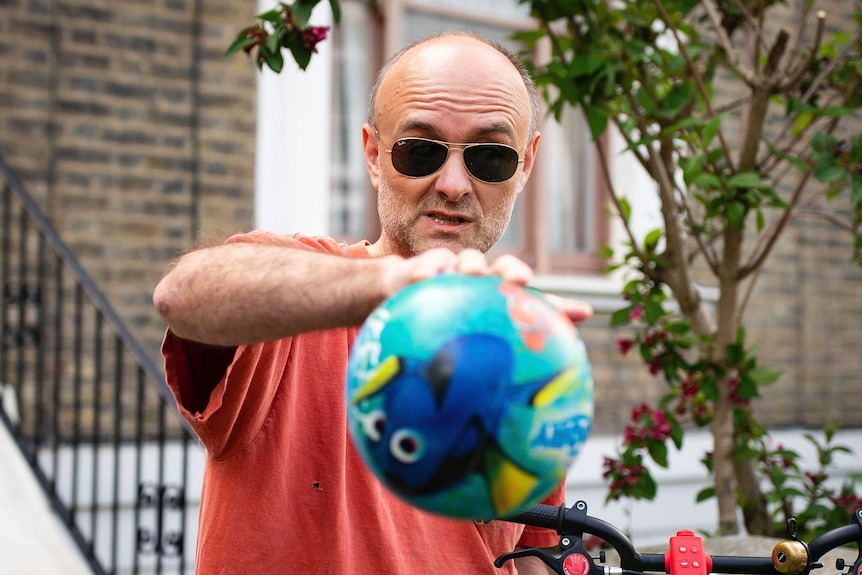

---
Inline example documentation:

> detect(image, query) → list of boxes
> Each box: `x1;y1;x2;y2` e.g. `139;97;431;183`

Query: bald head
367;32;540;140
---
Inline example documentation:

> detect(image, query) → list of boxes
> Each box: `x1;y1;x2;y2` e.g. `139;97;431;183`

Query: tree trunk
735;454;772;535
712;224;744;535
711;394;739;534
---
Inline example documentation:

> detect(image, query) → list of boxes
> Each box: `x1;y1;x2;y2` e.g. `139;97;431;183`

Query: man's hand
390;248;532;285
383;248;593;324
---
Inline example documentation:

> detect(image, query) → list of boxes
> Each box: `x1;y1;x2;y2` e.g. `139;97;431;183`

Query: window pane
407;0;530;21
402;8;522;49
544;106;597;254
330;2;373;237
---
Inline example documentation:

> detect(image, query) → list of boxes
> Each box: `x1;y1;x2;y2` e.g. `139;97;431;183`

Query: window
329;0;607;274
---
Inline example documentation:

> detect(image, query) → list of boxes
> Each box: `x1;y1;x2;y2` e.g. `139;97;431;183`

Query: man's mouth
429;213;467;226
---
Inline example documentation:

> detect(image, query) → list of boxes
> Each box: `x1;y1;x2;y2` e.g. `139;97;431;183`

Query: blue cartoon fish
350;333;582;517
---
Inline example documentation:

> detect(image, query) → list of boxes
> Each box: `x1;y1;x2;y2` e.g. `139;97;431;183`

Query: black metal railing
0;154;198;575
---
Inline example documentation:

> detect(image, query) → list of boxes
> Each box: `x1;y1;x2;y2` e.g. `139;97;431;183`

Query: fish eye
360;410;386;442
389;429;425;464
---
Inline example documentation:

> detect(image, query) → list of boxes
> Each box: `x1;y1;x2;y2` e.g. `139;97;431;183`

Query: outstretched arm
153;243;577;347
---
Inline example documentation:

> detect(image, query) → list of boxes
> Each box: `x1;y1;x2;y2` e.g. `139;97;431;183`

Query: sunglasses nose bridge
442;144;478;177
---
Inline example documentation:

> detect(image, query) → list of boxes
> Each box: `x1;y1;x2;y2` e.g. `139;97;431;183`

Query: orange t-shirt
163;232;563;574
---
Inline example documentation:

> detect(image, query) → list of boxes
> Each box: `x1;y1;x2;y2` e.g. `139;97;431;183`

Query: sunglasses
380;134;524;184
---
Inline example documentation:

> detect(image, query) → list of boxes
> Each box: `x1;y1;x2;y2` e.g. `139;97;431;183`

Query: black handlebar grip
504;503;565;532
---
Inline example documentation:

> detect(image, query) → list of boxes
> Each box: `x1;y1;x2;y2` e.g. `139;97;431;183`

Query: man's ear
362;123;381;190
517;131;541;193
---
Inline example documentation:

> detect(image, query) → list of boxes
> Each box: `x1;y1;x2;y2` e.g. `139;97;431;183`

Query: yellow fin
351;355;401;404
487;450;540;517
532;367;576;407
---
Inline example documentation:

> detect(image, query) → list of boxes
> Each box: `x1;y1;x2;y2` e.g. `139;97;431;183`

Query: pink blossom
302;26;330;52
616;337;635;356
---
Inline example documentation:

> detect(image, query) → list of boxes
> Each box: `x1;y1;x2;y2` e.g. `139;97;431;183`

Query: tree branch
653;0;737;173
778;10;825;92
738;170;811;279
701;0;757;86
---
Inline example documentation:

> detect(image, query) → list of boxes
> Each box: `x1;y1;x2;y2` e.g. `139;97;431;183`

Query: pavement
0;422;93;575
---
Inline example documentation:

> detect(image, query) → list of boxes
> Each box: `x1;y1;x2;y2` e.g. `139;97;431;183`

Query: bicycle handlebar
496;501;862;575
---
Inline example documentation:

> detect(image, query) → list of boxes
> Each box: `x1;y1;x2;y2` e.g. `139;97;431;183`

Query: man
153;31;592;574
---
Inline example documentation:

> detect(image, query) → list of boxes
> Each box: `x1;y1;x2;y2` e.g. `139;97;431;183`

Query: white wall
254;1;334;236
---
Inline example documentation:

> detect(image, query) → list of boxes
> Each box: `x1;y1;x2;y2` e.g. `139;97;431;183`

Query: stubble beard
376;178;519;257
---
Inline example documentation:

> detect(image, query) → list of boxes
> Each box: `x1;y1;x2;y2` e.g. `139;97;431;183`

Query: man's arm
152;243;562;347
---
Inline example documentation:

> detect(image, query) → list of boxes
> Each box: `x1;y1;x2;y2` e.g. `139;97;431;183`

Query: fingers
544;293;594;324
453;248;488;275
410;249;533;282
408;248;460;281
488;253;533;284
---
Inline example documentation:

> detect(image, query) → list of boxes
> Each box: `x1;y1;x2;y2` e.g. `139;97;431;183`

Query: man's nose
433;149;472;201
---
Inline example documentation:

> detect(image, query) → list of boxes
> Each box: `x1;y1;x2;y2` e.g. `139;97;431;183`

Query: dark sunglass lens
464;145;519;183
391;139;448;177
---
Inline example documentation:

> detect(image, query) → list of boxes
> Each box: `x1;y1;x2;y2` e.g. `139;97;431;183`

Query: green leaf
265;29;281;53
225;27;259;56
792;111;814;136
737;375;759;399
665;321;690;335
636;86;657;116
292;1;316;28
648;440;669;468
640;472;658;499
702;115;723;147
681;153;705;187
662;82;694;117
820;105;856;118
726;200;747;227
256;8;282;23
584;104;608;139
696;486;715;502
619;197;631;223
851;173;862;205
692;172;722;190
328;0;341;23
727;172;768;190
813;161;846;184
670;419;684;449
644;228;662;252
610;306;633;327
289;43;313;70
644;300;665;323
746;365;783;387
260;43;284;73
570;51;604;77
510;29;546;47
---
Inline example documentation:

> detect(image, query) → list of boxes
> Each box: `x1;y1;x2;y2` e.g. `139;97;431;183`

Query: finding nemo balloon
346;273;594;519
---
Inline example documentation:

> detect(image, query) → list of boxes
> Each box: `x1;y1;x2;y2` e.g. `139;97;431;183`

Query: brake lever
494;533;603;575
496;500;604;575
494;547;562;573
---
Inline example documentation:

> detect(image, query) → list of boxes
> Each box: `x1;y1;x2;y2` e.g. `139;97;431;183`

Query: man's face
364;37;540;257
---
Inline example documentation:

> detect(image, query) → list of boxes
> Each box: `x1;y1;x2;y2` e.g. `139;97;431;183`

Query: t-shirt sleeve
160;231;369;458
163;330;292;459
515;480;566;548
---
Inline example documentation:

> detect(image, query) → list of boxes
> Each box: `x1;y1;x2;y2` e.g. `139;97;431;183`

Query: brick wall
0;0;258;362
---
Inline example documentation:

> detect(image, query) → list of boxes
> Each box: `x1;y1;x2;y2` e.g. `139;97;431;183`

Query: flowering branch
225;1;337;72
